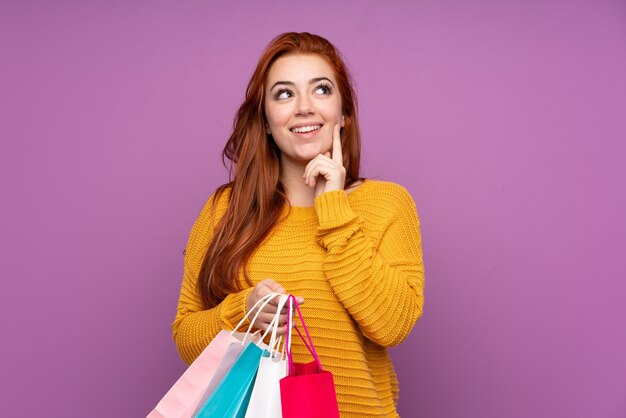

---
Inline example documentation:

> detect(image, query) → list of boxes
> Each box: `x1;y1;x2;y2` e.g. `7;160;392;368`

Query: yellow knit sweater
172;179;425;417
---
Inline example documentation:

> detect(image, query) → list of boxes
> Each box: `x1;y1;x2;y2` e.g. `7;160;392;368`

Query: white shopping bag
244;294;289;418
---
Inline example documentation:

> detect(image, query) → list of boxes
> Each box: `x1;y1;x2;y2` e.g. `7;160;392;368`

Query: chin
294;145;327;159
294;153;319;163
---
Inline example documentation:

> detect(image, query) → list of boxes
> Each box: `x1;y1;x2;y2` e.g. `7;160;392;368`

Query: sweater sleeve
314;185;425;347
171;191;254;365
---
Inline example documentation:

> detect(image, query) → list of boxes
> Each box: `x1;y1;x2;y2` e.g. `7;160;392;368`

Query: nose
295;94;315;116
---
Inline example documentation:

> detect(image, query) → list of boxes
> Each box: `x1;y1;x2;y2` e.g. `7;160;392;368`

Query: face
264;54;345;165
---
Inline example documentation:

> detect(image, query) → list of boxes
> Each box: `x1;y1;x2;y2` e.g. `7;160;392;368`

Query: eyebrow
269;77;335;92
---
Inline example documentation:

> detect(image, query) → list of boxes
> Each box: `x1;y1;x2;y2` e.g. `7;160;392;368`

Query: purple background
1;1;625;417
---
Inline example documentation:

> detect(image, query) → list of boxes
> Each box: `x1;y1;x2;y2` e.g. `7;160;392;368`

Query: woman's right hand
246;278;304;336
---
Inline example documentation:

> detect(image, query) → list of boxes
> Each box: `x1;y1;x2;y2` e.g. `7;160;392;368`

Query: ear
341;115;346;127
265;122;271;135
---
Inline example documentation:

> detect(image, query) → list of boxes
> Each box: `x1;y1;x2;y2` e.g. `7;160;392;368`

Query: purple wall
1;1;624;417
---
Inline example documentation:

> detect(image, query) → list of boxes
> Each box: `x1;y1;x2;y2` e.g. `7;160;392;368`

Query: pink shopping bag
190;341;246;417
147;330;241;418
147;293;280;418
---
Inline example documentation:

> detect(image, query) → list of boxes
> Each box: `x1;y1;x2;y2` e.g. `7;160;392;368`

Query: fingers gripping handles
285;294;323;375
266;294;289;358
230;292;320;372
231;292;288;357
232;292;280;345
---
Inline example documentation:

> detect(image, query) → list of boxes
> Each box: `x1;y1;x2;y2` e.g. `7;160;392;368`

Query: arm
171;192;253;365
314;185;425;348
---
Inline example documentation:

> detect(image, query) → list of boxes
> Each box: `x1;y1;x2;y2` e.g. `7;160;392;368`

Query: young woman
172;32;425;417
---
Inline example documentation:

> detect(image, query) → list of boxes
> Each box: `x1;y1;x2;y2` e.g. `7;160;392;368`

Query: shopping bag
147;293;280;418
194;293;284;418
244;294;290;418
147;330;246;418
193;340;262;418
190;341;246;417
279;295;340;418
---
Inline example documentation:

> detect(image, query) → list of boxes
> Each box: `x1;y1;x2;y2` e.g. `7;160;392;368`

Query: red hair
198;32;364;309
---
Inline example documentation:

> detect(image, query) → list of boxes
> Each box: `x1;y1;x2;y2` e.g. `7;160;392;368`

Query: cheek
324;99;343;120
266;106;290;127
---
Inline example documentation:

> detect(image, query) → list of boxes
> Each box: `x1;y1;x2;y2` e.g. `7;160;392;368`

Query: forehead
266;54;336;85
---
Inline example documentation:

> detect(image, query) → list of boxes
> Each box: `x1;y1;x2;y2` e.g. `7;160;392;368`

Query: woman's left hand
303;123;346;198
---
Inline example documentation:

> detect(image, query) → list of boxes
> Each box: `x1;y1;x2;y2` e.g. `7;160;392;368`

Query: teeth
291;125;321;133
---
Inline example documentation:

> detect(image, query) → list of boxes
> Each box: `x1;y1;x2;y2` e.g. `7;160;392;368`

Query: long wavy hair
198;32;364;309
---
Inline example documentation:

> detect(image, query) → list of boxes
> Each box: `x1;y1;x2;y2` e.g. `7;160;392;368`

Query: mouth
290;124;323;138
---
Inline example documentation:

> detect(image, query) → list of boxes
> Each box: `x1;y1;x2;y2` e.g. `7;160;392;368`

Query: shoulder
208;183;232;209
184;184;233;259
190;183;232;234
352;179;420;222
198;183;232;216
357;179;416;206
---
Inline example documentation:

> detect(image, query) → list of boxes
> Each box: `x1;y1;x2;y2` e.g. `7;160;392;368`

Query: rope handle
231;292;281;345
285;294;323;375
266;294;289;358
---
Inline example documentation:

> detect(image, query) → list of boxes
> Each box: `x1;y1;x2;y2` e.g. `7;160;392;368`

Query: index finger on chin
332;123;343;165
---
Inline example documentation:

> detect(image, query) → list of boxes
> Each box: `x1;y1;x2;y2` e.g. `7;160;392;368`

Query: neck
280;157;316;207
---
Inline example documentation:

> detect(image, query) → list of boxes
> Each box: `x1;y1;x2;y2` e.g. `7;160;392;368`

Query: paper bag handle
285;294;323;375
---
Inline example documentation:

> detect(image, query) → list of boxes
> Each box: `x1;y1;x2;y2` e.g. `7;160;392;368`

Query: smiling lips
290;124;322;137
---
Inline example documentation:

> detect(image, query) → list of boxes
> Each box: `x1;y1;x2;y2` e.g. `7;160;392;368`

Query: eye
274;89;293;100
314;83;333;95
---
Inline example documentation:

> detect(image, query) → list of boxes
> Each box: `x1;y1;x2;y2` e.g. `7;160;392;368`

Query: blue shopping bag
194;340;263;418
